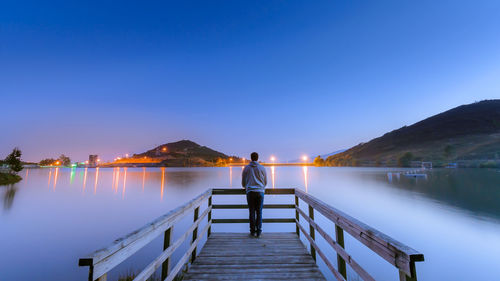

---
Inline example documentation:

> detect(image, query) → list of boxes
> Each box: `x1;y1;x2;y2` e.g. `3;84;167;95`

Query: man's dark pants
246;191;264;235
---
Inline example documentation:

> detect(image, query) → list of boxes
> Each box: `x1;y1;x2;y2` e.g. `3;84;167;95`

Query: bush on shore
0;173;22;185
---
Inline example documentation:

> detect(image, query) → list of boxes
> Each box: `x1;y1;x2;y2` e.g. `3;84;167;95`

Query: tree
58;154;71;166
39;158;57;166
398;152;413;167
4;148;23;174
313;156;325;166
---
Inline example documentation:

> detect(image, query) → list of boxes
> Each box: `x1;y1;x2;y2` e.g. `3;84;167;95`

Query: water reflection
229;166;233;186
271;166;275;188
160;167;165;200
142;167;146;191
3;185;17;210
2;167;500;281
82;168;88;193
302;166;309;192
48;168;52;188
122;168;127;199
70;168;75;184
53;168;59;190
114;168;120;193
94;168;99;194
382;169;500;221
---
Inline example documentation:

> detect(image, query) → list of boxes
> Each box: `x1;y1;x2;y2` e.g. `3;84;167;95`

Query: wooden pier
79;188;424;281
183;232;325;280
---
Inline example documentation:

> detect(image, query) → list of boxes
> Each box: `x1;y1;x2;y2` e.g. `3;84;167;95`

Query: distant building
89;155;98;166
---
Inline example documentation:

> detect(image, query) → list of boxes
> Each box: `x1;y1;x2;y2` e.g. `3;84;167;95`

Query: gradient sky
2;0;500;162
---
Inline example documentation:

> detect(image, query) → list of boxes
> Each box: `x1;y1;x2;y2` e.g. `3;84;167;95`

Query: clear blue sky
1;0;500;162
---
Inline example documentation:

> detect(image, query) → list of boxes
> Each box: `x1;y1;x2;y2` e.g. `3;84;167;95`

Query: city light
97;159;101;162
270;156;276;163
125;154;129;158
162;147;167;152
302;155;308;162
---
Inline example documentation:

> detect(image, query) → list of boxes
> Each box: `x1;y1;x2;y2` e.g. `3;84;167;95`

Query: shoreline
0;172;22;185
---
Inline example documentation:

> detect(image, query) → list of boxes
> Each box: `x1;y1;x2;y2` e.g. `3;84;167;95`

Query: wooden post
335;224;347;279
161;227;173;280
295;195;300;237
308;204;316;261
207;196;212;237
399;261;418;281
191;206;200;263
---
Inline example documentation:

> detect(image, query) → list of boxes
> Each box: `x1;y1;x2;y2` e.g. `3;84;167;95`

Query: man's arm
262;166;267;187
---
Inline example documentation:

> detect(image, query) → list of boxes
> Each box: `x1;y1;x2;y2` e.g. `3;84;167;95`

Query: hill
326;100;500;167
126;140;238;167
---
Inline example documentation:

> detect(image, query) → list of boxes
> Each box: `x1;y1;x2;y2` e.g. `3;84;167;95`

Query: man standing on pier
242;152;267;238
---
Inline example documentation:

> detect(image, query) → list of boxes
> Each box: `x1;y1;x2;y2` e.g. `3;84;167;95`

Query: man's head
251;152;259;162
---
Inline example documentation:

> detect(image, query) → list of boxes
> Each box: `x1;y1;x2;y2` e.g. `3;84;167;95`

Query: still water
1;167;500;280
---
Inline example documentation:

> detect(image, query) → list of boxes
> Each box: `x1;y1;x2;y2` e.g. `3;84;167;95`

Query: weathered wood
295;195;300;237
295;189;424;277
212;204;295;209
296;207;375;281
78;189;211;281
212;218;295;223
165;222;211;281
132;206;211;281
296;223;346;281
308;204;316;261
184;232;326;281
335;224;347;279
212;188;295;195
399;261;418;281
191;206;200;263
207;195;212;237
79;187;424;281
161;227;173;280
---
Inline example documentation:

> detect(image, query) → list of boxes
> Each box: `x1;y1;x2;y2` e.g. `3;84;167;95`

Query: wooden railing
79;188;424;281
78;189;212;281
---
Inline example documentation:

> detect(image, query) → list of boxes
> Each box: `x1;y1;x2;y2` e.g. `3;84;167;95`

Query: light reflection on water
0;167;499;281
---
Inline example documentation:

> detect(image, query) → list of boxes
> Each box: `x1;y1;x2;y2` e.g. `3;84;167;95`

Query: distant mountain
318;149;347;159
289;149;346;163
326;100;500;167
132;140;237;167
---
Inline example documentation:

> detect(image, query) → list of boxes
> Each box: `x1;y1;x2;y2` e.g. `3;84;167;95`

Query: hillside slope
132;140;236;166
326;100;500;167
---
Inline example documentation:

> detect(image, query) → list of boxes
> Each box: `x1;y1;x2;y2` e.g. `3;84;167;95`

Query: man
241;152;267;238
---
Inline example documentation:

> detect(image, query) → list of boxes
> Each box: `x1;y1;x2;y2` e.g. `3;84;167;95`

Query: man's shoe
255;232;261;238
250;232;256;238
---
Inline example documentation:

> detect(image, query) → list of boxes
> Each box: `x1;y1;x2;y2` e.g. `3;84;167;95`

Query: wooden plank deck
183;232;326;281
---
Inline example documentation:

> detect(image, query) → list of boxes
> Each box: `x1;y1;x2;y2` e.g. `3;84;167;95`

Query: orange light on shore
302;155;308;162
55;161;60;165
97;159;101;162
85;160;89;164
162;147;167;152
270;156;276;163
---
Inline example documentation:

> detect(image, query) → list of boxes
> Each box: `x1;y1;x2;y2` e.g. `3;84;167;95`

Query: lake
1;167;500;280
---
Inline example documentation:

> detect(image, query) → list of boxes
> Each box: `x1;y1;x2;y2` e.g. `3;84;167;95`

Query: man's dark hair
251;152;259;161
